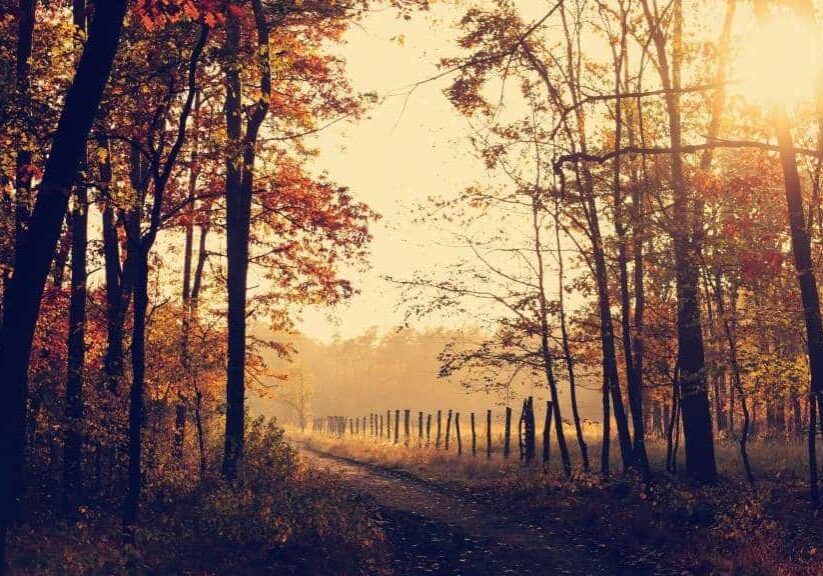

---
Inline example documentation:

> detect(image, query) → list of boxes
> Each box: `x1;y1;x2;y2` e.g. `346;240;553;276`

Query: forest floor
297;441;691;575
294;434;823;575
300;442;614;575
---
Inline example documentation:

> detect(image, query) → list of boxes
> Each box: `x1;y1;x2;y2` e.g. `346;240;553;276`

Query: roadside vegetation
8;420;390;575
296;429;823;575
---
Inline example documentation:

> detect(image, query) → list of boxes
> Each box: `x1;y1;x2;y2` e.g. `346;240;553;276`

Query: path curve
297;443;611;576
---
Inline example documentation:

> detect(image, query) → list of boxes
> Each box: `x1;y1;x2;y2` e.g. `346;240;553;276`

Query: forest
3;0;823;573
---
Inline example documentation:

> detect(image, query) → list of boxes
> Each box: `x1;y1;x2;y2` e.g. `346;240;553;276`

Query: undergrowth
8;419;390;575
296;429;823;575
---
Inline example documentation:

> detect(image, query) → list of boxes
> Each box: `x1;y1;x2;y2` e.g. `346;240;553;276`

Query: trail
297;444;617;576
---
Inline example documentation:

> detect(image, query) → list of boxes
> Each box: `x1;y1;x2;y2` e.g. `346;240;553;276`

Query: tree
62;0;90;514
0;0;127;566
640;0;717;483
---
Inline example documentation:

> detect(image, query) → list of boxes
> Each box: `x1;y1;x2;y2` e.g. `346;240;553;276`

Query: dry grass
291;426;823;575
290;424;816;486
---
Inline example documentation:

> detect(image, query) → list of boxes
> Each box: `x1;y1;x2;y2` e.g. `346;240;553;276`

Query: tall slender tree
0;0;128;567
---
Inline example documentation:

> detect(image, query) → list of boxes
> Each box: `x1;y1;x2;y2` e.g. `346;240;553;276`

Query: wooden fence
310;396;557;464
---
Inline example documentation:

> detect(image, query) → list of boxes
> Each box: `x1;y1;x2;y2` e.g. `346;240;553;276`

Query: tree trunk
99;137;129;395
609;6;650;479
63;181;88;513
63;0;88;501
543;401;552;466
445;409;452;451
471;412;476;457
194;388;206;479
0;0;127;564
554;204;588;471
523;397;535;464
223;0;270;479
504;406;512;459
176;93;201;460
486;409;492;459
456;412;462;456
774;106;823;501
642;0;717;483
665;369;679;473
222;13;248;479
51;224;72;288
525;9;631;474
721;289;753;482
13;0;36;263
531;195;571;476
426;413;431;445
124;252;148;536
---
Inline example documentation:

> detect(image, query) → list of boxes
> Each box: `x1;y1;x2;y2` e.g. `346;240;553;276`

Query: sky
292;0;801;343
298;4;484;342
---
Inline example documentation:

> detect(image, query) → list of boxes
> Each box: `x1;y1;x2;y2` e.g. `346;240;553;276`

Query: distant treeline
252;327;604;427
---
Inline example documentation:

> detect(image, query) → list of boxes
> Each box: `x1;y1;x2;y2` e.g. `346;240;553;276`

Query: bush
8;417;389;575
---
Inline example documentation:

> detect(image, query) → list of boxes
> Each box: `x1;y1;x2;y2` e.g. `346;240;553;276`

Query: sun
733;11;823;106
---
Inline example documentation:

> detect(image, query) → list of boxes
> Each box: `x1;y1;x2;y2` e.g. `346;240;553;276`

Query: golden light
734;12;823;106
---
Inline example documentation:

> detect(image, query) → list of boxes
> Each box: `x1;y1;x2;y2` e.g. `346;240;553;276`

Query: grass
291;423;817;484
292;426;823;575
8;419;391;576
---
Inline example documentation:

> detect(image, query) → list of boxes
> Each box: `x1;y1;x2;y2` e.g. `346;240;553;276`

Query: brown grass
291;426;823;575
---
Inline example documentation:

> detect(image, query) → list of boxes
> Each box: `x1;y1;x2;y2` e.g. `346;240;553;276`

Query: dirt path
297;444;617;575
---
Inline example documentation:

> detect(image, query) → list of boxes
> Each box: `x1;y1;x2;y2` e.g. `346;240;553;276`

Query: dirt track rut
297;444;617;576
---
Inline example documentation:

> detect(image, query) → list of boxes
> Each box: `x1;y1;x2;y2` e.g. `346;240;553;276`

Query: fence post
380;414;384;438
387;410;391;440
436;410;442;449
543;400;552;466
426;414;432;445
471;412;477;457
524;396;535;463
356;417;360;436
445;409;453;451
456;412;462;456
418;411;424;446
394;410;400;444
504;406;512;459
519;399;525;461
350;418;354;436
404;409;410;446
486;409;492;460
